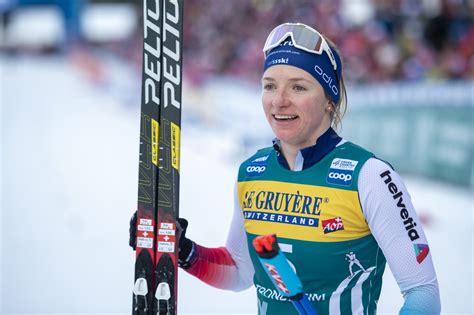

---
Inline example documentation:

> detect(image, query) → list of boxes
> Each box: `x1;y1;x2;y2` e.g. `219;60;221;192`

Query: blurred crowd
182;0;473;84
1;0;472;85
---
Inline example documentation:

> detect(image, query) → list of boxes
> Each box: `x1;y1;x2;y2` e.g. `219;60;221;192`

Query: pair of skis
131;2;313;314
253;234;318;315
132;0;183;314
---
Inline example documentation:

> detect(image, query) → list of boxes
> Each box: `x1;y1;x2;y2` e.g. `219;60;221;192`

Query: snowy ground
1;55;472;314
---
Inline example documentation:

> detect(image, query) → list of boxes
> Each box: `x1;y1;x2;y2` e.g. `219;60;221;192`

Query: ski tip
253;234;279;258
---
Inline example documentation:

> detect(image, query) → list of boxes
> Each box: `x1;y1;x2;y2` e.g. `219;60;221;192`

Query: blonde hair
324;36;347;131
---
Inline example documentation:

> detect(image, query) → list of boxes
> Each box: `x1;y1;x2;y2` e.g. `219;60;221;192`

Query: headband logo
314;65;339;96
280;39;294;47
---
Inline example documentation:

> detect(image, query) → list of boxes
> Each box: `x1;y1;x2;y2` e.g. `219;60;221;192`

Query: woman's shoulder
337;140;394;167
331;140;375;163
236;146;274;180
239;146;274;167
337;140;372;155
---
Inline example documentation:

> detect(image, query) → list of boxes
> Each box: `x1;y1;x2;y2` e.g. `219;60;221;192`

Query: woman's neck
280;143;300;170
279;125;332;170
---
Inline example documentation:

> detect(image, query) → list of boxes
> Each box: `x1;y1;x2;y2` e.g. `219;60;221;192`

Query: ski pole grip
253;234;279;258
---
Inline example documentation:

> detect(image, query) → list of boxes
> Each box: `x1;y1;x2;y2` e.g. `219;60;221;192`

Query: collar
272;127;342;171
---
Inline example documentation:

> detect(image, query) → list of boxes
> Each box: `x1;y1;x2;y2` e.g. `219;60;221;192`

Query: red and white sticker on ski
137;218;155;249
157;222;176;253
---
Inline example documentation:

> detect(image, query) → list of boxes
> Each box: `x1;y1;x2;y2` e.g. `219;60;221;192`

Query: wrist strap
178;240;197;269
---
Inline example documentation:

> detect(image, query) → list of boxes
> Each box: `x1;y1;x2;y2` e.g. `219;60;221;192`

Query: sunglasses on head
263;23;338;71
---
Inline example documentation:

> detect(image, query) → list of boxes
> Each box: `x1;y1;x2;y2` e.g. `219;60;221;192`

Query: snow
0;54;472;314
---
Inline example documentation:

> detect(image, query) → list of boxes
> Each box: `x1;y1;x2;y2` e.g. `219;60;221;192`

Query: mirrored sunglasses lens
264;27;291;52
291;27;323;52
264;24;323;55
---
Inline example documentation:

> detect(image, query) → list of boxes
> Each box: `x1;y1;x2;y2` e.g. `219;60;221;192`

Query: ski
133;0;183;314
154;0;183;314
253;234;318;315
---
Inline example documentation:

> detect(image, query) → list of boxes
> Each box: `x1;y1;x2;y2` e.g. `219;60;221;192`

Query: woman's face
262;65;332;150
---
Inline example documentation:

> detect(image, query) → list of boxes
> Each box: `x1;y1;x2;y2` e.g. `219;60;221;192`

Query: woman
131;23;441;314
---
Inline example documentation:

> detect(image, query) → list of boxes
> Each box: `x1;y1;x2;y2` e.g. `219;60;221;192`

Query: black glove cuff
178;238;197;269
129;212;137;250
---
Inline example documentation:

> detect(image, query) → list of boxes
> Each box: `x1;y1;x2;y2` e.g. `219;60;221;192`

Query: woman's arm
183;182;254;291
358;158;441;314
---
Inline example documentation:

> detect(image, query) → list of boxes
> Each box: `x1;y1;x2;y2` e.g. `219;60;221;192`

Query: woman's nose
272;89;290;108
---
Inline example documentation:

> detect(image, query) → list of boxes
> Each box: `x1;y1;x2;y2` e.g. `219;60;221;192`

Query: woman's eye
293;85;306;92
263;83;275;91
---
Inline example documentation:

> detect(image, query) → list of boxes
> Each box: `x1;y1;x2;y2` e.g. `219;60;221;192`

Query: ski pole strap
178;239;197;269
252;234;318;315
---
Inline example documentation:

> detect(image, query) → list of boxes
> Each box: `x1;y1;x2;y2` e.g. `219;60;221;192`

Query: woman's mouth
273;114;298;121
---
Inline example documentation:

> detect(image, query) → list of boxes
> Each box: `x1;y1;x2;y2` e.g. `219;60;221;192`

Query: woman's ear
326;101;335;112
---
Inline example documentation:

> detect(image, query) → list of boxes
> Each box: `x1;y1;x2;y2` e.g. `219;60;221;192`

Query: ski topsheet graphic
133;0;183;314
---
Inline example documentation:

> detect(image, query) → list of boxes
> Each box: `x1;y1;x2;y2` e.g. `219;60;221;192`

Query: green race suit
237;142;386;315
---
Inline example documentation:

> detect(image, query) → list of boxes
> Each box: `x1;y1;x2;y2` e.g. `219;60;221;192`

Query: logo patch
246;155;270;177
252;155;270;163
380;170;421;242
322;217;344;234
414;244;429;264
330;158;358;170
327;158;358;186
246;165;266;176
327;170;353;186
244;211;319;227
